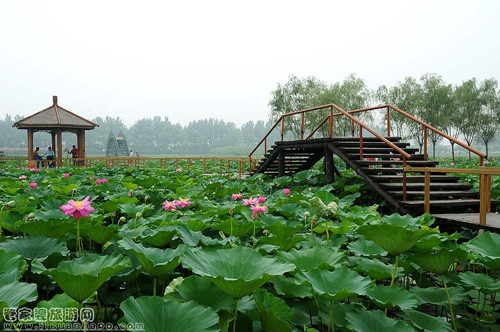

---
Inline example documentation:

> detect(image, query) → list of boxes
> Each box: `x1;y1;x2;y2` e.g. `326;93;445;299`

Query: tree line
270;74;500;159
1;73;498;157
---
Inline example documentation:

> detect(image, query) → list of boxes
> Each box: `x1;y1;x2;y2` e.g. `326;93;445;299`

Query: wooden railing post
329;106;333;137
359;125;363;160
264;138;267;154
187;158;191;171
351;119;355;137
301;112;305;140
424;171;430;213
402;157;407;201
486;174;492;213
479;174;487;225
248;157;252;172
387;106;390;137
227;160;231;178
281;117;285;141
424;126;428;160
480;156;483;166
219;159;222;175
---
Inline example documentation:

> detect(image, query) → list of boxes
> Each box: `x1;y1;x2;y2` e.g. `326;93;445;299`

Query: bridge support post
278;149;285;177
324;147;335;183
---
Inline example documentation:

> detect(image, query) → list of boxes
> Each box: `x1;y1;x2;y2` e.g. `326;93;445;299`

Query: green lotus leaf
0;235;69;261
352;257;404;281
51;184;78;196
213;219;254;237
118;238;186;277
366;284;419;310
267;221;302;238
258;234;306;251
358;224;437;255
79;220;119;245
314;220;357;235
296;267;372;301
164;276;234;313
0;250;28;285
410;286;467;306
253;288;293;332
0;282;38;322
379;213;434;228
347;237;388;257
174;224;217;246
411;245;468;274
120;296;219;332
22;293;81;325
37;252;131;302
399;309;454;332
13;219;75;239
466;232;500;268
276;246;344;271
118;203;152;218
137;225;177;247
346;307;414;332
272;276;312;299
458;271;500;294
181;246;295;298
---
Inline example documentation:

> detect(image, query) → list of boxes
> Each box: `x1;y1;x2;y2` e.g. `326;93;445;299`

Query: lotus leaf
0;250;28;285
272;276;312;299
120;296;219;332
458;271;500;294
466;232;500;268
399;309;454;332
0;281;38;322
346;307;414;332
253;289;293;332
181;246;295;298
296;267;372;301
36;252;131;302
412;245;468;274
276;246;344;271
118;238;186;277
410;286;467;306
0;235;69;261
347;237;387;257
366;284;419;310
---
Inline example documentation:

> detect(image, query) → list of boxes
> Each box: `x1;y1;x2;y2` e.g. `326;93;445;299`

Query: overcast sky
0;0;499;127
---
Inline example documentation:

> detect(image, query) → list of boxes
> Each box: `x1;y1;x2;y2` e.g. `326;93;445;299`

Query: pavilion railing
0;156;259;178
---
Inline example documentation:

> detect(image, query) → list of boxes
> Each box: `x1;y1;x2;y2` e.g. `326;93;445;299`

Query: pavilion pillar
56;130;63;167
27;128;34;161
51;131;56;157
77;130;86;166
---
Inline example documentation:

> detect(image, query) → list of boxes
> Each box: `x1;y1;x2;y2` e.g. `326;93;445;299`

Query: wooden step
341;147;419;154
356;160;439;166
331;136;402;142
334;141;411;148
400;199;494;207
371;175;461;182
381;182;473;190
391;191;479;198
347;153;425;160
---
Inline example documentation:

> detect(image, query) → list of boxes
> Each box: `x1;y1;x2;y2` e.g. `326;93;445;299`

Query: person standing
68;145;79;166
43;146;55;168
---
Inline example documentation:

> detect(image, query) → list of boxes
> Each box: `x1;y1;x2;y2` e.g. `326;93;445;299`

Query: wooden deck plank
433;213;500;232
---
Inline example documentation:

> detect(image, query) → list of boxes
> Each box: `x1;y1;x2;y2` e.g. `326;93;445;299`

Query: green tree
477;78;500;157
454;78;482;159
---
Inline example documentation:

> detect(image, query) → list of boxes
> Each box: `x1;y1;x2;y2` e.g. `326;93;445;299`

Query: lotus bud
309;188;312;192
135;212;142;219
47;185;51;189
263;229;269;235
28;196;35;201
144;196;149;202
150;186;154;190
119;216;126;224
28;212;35;219
138;186;143;190
229;208;233;216
7;201;16;208
204;196;209;200
304;211;310;217
270;183;275;187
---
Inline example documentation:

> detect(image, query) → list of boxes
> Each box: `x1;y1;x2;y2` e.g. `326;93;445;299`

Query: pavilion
13;96;99;167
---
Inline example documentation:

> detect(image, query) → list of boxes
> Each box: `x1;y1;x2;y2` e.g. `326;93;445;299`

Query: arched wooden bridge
249;104;500;231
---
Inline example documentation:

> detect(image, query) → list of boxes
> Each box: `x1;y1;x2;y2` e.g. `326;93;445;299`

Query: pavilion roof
13;96;99;130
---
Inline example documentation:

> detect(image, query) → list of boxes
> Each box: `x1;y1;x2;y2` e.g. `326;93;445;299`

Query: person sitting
33;147;43;168
68;145;79;166
43;146;55;168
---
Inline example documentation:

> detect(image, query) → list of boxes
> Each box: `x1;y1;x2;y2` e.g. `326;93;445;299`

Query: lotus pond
0;161;499;332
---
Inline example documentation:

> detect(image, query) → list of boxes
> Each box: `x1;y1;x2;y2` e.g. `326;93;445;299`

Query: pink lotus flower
90;176;93;180
109;163;113;167
63;173;70;178
484;160;490;165
231;193;243;200
284;188;290;196
95;179;102;185
243;197;259;206
162;200;177;211
175;197;193;208
257;196;266;203
19;175;27;180
176;169;182;173
102;178;108;183
29;182;37;189
492;157;496;161
250;204;267;219
59;196;95;219
450;162;455;166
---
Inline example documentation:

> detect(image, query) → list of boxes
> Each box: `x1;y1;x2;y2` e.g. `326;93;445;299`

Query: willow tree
454;78;482;159
477;78;500;157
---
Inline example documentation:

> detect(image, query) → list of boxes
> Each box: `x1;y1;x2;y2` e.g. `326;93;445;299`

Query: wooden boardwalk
433;213;500;233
